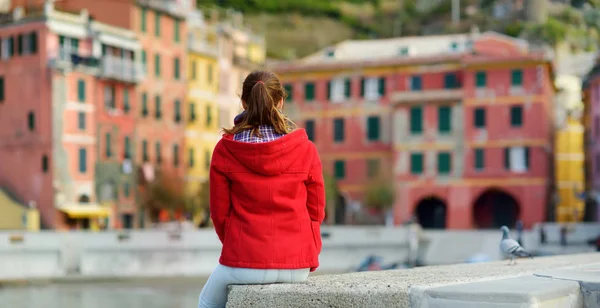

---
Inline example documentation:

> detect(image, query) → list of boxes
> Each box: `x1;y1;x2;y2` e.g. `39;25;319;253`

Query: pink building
0;3;141;229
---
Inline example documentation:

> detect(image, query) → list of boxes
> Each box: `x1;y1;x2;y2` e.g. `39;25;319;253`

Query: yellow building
555;75;586;222
186;12;221;201
0;188;40;231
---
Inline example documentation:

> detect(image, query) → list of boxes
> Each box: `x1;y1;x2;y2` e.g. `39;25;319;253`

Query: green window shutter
305;120;315;142
105;133;112;158
142;93;148;117
284;84;293;100
437;152;451;174
28;111;35;131
155;142;162;163
78;148;87;173
411;76;422;90
206;105;212;127
444;73;458;89
17;34;23;55
334;118;345;142
524;147;530;170
141;50;147;69
189;148;195;167
7;37;13;57
367;159;380;178
123;89;130;113
327;80;331;100
208;64;213;84
344;78;351;98
142;140;148;162
410;153;423;174
141;8;147;32
124;136;131;159
174;57;180;80
511;69;523;86
190;103;196;122
504;148;510;170
30;32;37;54
510;105;523;127
410;106;422;134
305;82;315;101
0;77;4;101
474;108;486;128
78;112;85;130
173;144;179;167
367;116;380;141
155;95;161;119
378;77;386;96
476;71;486;88
174;100;181;123
155;12;160;37
438;106;452;133
174;20;180;42
334;160;345;179
77;79;85;102
124;183;130;197
474;148;484;170
204;150;211;170
360;78;365;97
154;54;160;77
71;38;79;52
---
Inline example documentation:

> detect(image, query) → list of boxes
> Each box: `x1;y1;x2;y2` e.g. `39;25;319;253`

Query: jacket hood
220;129;309;176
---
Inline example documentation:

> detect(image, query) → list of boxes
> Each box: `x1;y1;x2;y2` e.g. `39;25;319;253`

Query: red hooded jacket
210;129;325;271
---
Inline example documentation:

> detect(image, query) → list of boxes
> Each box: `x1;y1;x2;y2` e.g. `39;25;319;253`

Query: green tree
364;178;395;212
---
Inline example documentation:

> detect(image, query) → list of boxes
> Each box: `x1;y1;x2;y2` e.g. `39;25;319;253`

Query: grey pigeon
500;226;532;265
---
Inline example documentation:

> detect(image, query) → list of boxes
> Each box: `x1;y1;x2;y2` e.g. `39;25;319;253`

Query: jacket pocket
310;221;322;252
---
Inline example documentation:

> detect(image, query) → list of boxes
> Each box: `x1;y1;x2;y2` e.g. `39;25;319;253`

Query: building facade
274;32;555;229
583;60;600;222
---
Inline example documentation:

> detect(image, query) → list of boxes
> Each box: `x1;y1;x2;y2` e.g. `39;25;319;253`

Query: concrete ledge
226;253;600;308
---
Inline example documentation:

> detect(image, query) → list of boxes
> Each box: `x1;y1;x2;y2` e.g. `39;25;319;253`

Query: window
78;112;86;130
444;73;459;89
174;100;181;123
78;148;87;173
438;106;452;133
204;150;211;170
189;103;196;122
17;34;23;55
154;54;160;77
105;133;112;158
510;105;523;127
476;71;486;88
29;32;37;54
474;108;486;128
104;86;115;109
206;105;212;127
334;160;345;179
328;78;351;102
284;84;293;100
305;82;315;101
155;95;161;119
41;154;49;173
410;153;424;174
511;69;523;86
141;92;148;117
123;182;130;198
0;77;4;102
141;7;147;32
504;147;529;172
27;111;35;131
437;152;451;174
77;79;85;102
154;12;160;37
367;159;380;178
124;136;131;159
333;118;344;142
399;47;409;56
410;76;422;91
123;89;130;113
174;20;180;42
188;148;195;167
208;63;213;84
155;142;162;164
305;120;315;142
450;41;458;51
474;148;484;171
367;116;380;141
361;77;385;100
173;144;179;167
174;57;180;80
142;140;148;162
410;106;422;134
141;50;147;71
191;60;196;80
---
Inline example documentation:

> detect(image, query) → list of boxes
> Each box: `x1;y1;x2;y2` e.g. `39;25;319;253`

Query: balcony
391;88;463;105
50;47;100;70
100;55;143;83
136;0;190;18
188;40;219;58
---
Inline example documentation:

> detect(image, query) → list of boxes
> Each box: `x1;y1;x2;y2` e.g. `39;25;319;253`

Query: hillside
199;0;600;59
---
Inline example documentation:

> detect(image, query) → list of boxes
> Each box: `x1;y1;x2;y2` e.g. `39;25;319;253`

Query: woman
198;71;326;308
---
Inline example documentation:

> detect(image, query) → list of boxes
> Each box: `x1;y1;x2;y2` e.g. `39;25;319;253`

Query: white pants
198;264;310;308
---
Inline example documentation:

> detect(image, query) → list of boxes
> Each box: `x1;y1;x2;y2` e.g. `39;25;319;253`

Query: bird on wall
500;225;532;265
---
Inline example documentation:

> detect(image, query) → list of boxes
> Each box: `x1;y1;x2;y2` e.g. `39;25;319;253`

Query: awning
59;204;110;219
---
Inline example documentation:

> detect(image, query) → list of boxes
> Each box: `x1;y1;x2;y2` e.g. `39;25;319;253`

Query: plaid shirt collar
233;125;285;143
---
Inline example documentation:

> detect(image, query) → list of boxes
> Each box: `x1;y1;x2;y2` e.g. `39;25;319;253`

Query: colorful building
185;11;220;202
582;59;600;222
274;32;555;229
0;3;139;229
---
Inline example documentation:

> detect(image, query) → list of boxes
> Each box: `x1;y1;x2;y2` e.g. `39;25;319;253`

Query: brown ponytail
223;70;295;137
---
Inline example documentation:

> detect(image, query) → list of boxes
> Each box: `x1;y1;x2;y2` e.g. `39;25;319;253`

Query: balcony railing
101;55;143;83
136;0;190;18
391;88;463;104
188;40;219;57
50;47;101;69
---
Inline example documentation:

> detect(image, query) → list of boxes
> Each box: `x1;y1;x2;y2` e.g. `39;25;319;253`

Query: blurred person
515;220;523;246
560;225;567;246
198;71;325;308
539;225;547;245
